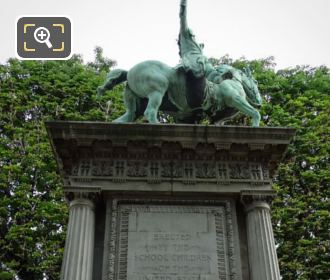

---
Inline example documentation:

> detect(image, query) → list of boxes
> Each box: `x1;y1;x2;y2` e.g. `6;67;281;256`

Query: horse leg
113;86;137;123
232;95;261;126
144;91;165;123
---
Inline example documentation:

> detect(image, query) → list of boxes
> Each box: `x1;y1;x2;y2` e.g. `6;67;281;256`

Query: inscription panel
112;204;233;280
128;212;218;280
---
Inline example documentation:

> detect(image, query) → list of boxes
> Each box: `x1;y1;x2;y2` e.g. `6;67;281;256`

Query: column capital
65;191;100;205
240;190;276;212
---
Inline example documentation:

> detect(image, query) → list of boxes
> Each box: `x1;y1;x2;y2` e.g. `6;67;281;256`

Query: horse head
240;67;262;108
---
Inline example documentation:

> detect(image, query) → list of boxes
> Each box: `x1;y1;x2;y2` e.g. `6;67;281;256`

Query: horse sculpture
97;61;262;126
98;0;262;126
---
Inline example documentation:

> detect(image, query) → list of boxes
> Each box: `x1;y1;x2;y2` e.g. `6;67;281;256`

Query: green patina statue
178;0;212;78
97;0;262;126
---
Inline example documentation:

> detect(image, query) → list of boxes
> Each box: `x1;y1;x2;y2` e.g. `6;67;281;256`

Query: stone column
60;193;95;280
241;191;281;280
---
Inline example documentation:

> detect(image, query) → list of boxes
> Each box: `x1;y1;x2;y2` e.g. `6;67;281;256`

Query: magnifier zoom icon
34;27;53;48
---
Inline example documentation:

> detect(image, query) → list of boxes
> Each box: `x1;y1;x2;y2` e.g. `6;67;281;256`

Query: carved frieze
71;157;270;185
127;161;147;177
217;163;228;180
80;160;91;176
229;163;250;179
62;128;279;186
195;161;216;178
250;163;262;180
161;161;172;178
92;160;113;176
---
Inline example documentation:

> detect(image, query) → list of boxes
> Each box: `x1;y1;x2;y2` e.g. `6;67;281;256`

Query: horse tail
97;69;128;96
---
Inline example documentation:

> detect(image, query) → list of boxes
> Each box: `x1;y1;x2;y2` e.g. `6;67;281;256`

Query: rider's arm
180;0;188;33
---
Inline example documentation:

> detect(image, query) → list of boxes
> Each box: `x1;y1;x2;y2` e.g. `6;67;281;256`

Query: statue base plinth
46;122;295;280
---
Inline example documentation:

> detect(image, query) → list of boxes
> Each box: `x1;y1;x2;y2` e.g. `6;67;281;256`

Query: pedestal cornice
46;122;295;194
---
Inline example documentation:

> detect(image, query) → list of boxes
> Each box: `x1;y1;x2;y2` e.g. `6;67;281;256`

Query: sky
1;0;330;70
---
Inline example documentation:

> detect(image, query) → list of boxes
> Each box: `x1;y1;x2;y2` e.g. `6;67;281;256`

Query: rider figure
178;0;213;78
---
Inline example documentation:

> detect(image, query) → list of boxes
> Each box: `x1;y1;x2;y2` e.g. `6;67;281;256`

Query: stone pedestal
46;122;295;280
60;195;95;280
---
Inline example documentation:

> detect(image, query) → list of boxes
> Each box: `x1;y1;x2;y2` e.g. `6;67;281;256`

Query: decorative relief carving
217;163;228;180
195;162;216;178
114;161;125;177
49;123;295;185
72;158;271;184
262;164;270;180
79;160;91;176
161;161;184;178
172;162;183;178
91;160;113;176
183;162;194;178
183;162;195;184
250;163;262;180
229;163;250;179
147;161;161;183
161;161;172;178
68;139;274;185
149;161;159;177
127;161;147;177
71;165;79;176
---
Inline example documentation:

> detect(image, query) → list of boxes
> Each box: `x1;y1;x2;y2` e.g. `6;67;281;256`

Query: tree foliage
221;56;329;279
0;52;329;279
0;49;124;279
262;64;330;280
